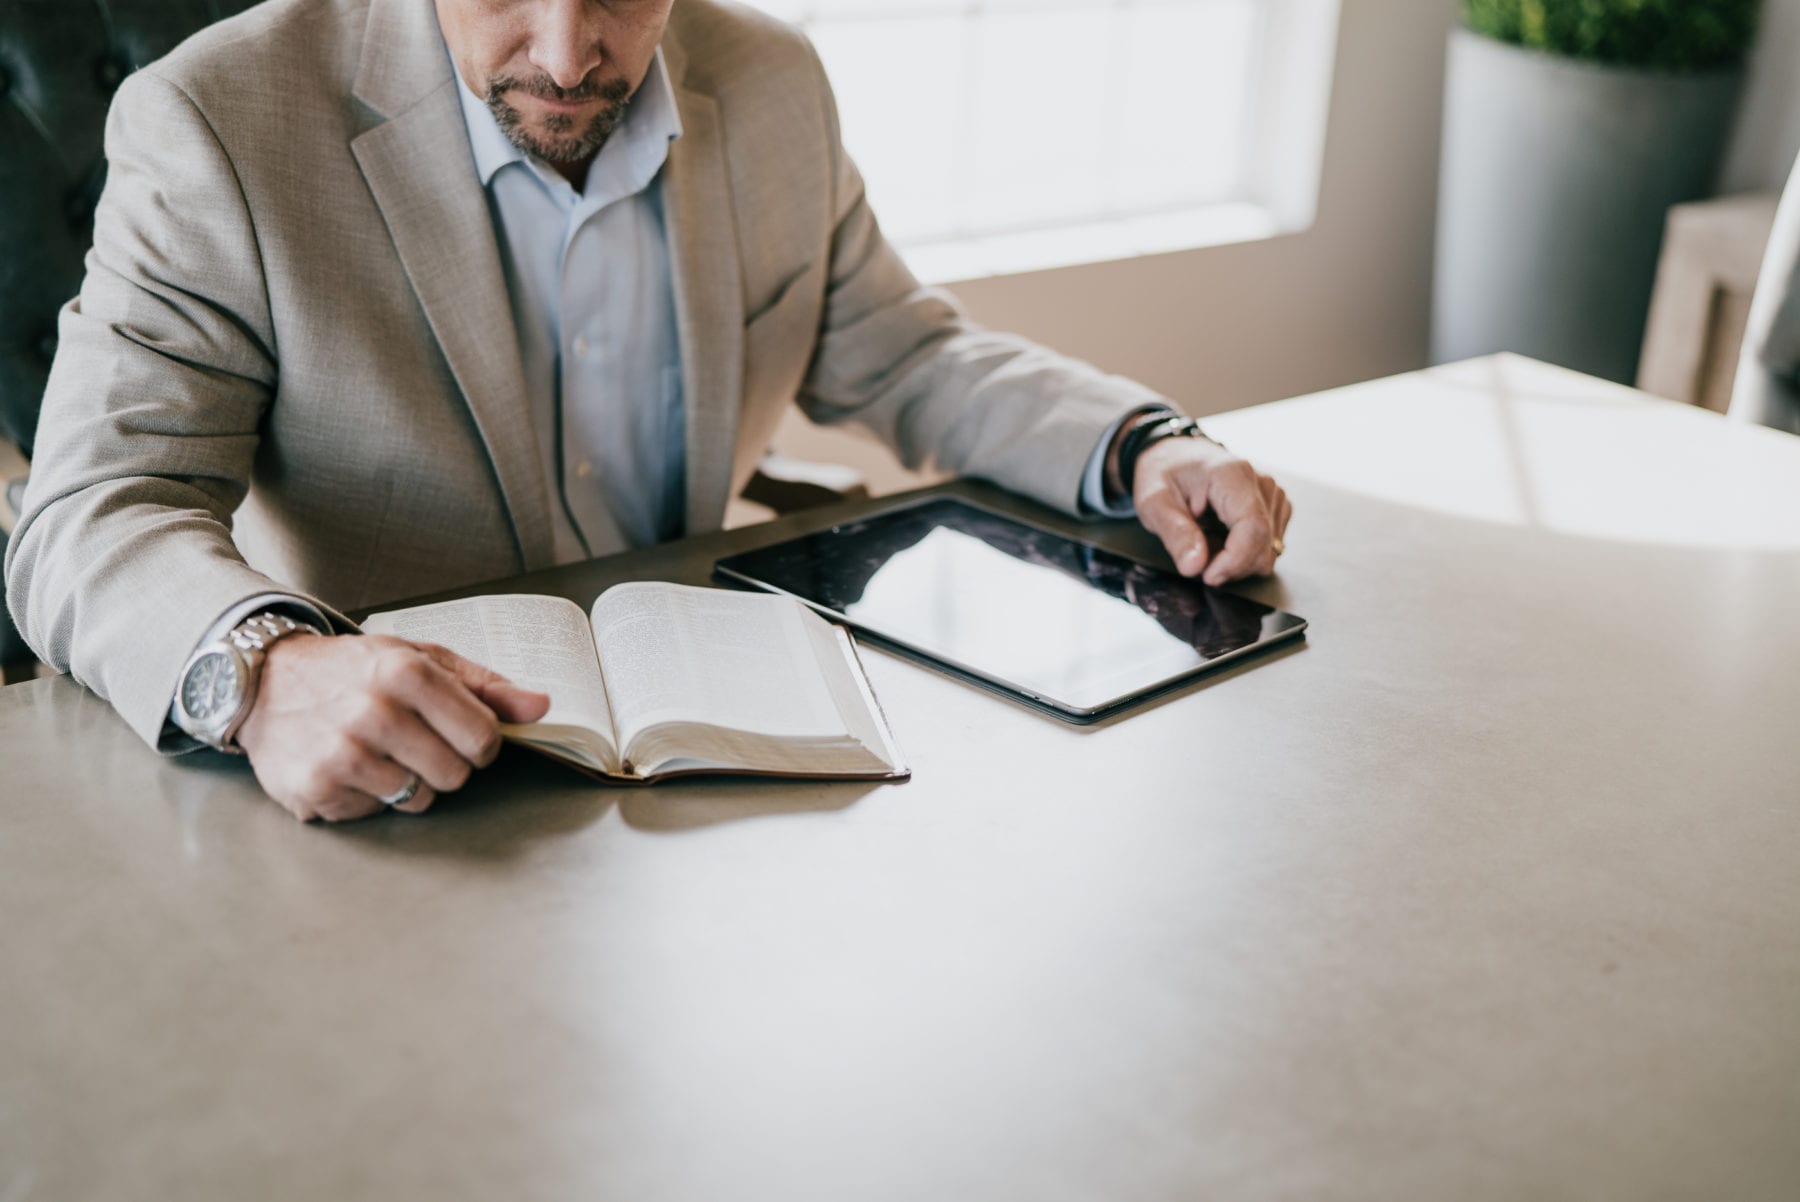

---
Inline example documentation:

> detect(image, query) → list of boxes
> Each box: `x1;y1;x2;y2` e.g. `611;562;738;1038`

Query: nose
528;0;603;90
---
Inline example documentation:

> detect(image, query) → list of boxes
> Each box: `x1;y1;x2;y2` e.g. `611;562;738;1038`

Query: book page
627;622;900;780
362;595;616;757
590;583;846;751
812;624;906;772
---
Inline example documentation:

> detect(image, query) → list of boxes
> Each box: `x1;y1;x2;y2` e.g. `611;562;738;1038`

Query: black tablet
714;496;1306;723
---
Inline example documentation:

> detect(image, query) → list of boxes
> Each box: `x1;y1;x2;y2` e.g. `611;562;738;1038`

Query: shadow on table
331;742;880;854
327;744;613;861
615;776;883;833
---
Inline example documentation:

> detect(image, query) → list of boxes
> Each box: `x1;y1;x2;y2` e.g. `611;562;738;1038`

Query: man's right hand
235;634;551;823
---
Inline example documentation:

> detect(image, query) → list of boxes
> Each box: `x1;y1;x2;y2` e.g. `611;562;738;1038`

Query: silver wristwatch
174;611;323;752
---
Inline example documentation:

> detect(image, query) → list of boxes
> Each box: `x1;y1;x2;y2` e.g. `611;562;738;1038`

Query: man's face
436;0;675;165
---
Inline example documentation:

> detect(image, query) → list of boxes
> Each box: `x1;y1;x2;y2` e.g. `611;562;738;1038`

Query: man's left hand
1130;437;1291;585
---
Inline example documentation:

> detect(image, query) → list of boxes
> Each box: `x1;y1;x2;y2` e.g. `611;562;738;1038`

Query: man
5;0;1292;823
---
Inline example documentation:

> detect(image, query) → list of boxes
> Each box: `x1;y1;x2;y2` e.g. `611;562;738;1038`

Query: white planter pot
1431;28;1741;383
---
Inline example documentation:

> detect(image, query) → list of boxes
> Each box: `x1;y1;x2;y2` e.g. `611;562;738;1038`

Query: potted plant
1431;0;1762;383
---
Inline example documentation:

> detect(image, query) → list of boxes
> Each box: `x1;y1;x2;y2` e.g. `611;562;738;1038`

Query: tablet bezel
713;495;1307;724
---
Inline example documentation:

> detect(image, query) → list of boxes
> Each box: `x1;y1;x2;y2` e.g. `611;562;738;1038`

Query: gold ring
1271;535;1286;557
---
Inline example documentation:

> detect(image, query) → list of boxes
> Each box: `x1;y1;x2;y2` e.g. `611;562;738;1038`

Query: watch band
228;611;318;655
1117;411;1222;494
218;612;321;752
175;611;322;752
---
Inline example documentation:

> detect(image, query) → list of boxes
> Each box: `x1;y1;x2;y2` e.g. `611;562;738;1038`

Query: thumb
1137;486;1210;578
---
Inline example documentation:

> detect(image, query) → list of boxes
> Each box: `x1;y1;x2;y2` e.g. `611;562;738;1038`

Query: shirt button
575;459;593;478
572;336;589;358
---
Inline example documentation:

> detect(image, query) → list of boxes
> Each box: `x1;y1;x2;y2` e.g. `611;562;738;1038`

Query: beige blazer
5;0;1164;746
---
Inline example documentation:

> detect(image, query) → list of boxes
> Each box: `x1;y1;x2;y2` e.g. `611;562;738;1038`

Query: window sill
899;201;1286;286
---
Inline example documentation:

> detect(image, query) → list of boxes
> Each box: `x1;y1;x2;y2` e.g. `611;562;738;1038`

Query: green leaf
1460;0;1761;71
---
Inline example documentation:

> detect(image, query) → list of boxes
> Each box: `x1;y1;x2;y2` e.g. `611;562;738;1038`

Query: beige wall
774;0;1798;497
949;0;1458;416
775;0;1458;493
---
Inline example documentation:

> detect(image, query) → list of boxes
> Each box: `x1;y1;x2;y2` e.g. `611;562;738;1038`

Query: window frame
756;0;1342;282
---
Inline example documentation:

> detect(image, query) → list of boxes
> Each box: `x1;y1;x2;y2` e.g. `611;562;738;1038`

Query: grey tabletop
4;355;1799;1201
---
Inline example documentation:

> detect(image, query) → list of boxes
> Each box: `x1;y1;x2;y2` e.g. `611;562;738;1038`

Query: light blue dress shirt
457;51;686;559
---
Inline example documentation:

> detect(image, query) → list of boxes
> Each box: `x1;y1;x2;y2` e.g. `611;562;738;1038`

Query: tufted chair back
0;0;260;676
0;0;262;457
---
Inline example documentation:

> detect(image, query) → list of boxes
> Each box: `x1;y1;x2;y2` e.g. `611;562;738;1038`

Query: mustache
485;73;633;105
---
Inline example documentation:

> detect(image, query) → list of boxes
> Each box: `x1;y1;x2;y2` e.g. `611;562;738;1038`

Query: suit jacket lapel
348;0;554;572
662;33;745;538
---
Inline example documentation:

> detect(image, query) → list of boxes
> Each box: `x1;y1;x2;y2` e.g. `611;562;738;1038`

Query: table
4;355;1799;1201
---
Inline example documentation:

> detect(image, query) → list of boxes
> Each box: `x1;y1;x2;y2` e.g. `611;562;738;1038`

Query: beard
484;72;634;163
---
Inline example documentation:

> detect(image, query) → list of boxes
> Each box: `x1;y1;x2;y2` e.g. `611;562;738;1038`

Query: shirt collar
453;48;682;194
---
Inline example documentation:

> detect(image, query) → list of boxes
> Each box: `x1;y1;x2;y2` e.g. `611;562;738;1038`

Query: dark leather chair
0;1;861;684
4;1;265;458
1;1;264;681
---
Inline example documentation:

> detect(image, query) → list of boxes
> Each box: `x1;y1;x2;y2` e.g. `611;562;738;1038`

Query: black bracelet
1117;412;1217;493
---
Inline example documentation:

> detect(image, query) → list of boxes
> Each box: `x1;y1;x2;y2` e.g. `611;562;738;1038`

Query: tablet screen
715;498;1305;718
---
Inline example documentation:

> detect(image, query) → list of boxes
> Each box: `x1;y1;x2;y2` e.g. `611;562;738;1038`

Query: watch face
182;651;241;722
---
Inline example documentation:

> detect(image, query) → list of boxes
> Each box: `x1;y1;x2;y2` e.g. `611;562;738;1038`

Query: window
748;0;1340;281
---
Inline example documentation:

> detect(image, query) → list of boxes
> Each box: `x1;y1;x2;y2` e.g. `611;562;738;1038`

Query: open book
362;582;907;784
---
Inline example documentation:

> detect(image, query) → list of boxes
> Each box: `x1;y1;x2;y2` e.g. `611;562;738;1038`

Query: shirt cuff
1077;405;1173;518
161;593;332;754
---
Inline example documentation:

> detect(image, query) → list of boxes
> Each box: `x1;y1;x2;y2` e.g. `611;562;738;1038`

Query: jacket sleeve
3;69;343;749
789;39;1172;516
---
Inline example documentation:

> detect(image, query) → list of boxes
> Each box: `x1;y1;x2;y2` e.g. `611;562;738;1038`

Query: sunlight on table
1207;354;1800;551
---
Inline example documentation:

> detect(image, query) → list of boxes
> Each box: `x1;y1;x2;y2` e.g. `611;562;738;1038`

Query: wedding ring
1271;535;1286;557
378;772;422;808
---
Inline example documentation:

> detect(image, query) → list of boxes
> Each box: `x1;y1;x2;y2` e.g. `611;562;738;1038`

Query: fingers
296;783;435;823
390;782;439;815
1133;439;1293;584
1216;471;1280;580
472;679;551;724
375;646;505;770
240;634;521;824
261;732;440;823
343;746;439;816
1137;485;1212;577
416;643;551;726
1141;467;1270;584
1153;465;1285;585
1204;502;1275;585
1258;473;1292;546
298;787;385;824
354;690;481;793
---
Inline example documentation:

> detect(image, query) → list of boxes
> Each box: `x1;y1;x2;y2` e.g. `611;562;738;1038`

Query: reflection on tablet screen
718;499;1303;714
